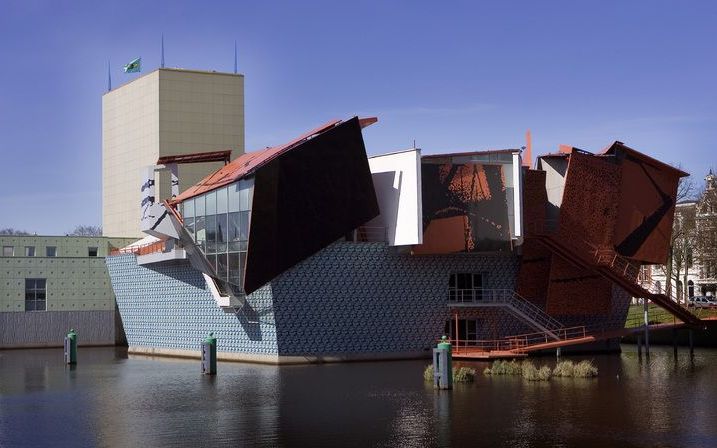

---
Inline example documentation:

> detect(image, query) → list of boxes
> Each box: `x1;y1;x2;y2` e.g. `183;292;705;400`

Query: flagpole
234;40;238;74
161;34;165;69
107;59;112;91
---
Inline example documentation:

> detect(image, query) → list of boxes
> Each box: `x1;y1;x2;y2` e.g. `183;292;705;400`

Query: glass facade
181;179;253;292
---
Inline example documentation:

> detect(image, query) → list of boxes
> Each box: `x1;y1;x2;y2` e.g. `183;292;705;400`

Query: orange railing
110;240;166;256
447;325;588;355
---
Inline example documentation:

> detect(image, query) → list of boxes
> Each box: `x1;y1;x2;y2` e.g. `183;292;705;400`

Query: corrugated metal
0;311;117;348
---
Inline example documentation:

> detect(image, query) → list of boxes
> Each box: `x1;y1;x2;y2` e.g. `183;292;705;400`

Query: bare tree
661;177;695;303
0;228;32;235
68;225;103;236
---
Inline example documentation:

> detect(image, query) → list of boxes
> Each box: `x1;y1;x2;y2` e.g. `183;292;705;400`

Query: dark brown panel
244;117;379;294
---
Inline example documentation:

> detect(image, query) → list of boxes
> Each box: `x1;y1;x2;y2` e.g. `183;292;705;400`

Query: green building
0;235;135;348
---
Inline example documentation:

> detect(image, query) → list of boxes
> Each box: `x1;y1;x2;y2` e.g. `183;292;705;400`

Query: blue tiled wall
107;243;520;358
271;243;519;355
106;256;278;355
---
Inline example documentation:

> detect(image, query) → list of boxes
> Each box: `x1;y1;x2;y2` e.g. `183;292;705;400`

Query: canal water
1;346;716;448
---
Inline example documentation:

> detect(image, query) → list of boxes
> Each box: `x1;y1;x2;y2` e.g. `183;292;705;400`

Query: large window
25;278;46;311
181;179;253;292
2;246;13;257
25;246;35;257
46;246;57;257
448;273;484;302
88;247;98;257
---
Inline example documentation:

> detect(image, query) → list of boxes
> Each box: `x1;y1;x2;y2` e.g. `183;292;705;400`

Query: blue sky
1;0;716;235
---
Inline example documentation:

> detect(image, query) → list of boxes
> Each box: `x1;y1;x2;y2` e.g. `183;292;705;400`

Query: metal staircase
448;289;565;340
529;222;705;328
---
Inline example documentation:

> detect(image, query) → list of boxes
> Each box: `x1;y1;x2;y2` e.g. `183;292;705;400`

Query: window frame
2;246;14;257
25;278;47;312
46;246;57;257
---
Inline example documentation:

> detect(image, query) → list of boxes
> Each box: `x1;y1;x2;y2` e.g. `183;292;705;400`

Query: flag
123;57;141;73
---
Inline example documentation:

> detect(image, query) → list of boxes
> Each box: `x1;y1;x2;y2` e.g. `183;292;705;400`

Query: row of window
1;246;98;257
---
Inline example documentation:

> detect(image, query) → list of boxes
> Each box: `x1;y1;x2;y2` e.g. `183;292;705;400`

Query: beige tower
102;68;245;237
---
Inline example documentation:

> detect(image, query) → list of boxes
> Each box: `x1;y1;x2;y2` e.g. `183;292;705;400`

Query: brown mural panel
416;161;511;254
611;144;682;264
558;151;621;249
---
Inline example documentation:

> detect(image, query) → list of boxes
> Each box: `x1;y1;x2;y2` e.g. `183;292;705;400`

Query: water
1;346;716;448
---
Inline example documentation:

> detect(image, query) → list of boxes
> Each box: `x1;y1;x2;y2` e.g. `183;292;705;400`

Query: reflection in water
0;346;716;447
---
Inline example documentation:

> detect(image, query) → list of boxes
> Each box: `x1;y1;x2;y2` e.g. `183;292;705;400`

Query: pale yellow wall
103;71;160;238
102;68;245;238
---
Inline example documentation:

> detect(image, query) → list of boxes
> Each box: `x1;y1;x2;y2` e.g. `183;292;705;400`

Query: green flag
123;57;141;73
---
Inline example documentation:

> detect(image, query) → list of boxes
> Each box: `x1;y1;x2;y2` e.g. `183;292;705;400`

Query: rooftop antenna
107;59;112;91
413;139;416;149
161;33;165;68
233;40;238;74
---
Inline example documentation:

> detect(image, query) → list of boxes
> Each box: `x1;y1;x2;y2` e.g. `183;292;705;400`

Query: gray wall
0;310;117;348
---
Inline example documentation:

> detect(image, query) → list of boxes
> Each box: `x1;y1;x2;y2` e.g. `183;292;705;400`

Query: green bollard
64;329;77;364
201;332;217;375
433;335;453;389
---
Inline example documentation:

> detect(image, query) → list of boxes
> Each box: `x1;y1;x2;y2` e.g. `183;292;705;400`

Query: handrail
446;325;588;355
526;219;705;325
110;240;167;256
448;288;564;332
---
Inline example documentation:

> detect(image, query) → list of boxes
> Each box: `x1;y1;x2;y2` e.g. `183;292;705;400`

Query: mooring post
672;328;678;358
643;298;650;356
637;335;642;358
556;347;561;359
201;332;217;375
433;336;453;390
64;329;77;365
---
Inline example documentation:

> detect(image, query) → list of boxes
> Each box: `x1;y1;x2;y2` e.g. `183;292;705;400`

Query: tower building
102;68;245;237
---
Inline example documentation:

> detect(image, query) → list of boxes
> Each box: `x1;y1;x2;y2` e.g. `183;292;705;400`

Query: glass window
216;187;228;214
184;198;195;218
25;246;35;257
206;191;217;215
3;246;14;256
216;213;228;253
195;194;205;216
239;251;247;287
240;211;250;241
195;216;206;249
217;252;229;282
239;182;250;211
206;215;217;253
208;254;218;272
184;217;195;241
228;252;241;286
228;212;242;251
46;246;57;257
88;247;98;257
448;273;483;302
228;182;241;213
25;278;46;312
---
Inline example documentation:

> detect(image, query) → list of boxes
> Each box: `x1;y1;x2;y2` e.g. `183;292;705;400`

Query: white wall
367;149;423;246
